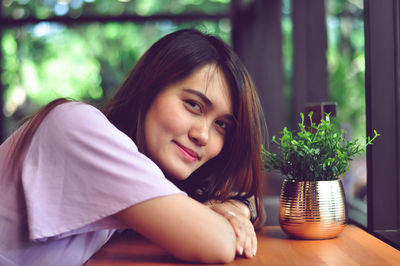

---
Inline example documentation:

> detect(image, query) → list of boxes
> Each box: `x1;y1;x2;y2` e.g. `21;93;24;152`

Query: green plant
262;112;379;181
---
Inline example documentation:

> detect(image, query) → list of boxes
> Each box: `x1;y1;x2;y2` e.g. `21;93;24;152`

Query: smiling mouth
174;142;199;162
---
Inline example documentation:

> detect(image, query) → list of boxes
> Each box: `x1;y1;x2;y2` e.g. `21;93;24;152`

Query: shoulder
30;100;139;156
46;101;107;126
40;101;122;141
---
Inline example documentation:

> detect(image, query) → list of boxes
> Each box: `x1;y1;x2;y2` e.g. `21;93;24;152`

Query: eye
215;119;230;134
184;99;202;114
215;120;227;129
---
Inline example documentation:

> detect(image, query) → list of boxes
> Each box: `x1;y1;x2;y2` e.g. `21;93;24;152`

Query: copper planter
279;179;347;239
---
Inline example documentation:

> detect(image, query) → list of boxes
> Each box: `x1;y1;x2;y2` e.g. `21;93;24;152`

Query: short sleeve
21;102;185;241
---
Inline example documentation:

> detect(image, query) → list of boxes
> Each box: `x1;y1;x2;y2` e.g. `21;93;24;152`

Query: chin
169;172;190;181
159;159;202;181
164;167;193;182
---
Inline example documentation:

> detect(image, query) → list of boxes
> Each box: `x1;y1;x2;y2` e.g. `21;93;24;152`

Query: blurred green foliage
280;0;365;140
1;0;366;142
2;0;230;19
1;0;231;139
1;19;230;135
326;0;365;140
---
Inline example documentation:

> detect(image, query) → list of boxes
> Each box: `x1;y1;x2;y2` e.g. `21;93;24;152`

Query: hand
205;200;257;258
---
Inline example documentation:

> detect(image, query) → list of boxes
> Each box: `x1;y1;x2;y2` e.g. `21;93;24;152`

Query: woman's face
144;64;233;181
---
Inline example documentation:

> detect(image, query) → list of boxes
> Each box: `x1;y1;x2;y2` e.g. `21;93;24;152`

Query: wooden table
86;225;400;265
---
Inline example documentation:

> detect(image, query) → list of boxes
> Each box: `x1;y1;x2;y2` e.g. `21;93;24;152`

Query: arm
113;194;236;264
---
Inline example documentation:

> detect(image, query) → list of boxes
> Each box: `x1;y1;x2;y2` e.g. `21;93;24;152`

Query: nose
189;121;210;146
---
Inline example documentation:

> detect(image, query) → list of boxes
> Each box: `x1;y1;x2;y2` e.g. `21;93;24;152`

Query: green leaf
261;112;380;181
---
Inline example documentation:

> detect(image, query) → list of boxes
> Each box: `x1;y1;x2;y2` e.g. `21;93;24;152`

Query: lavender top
0;102;185;266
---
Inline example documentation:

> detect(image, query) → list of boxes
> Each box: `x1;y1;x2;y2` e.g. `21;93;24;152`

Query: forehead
183;64;233;113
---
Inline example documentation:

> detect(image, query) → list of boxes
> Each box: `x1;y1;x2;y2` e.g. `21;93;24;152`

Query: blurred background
0;0;366;225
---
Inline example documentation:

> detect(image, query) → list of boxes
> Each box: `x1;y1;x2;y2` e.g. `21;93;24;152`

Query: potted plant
262;112;379;239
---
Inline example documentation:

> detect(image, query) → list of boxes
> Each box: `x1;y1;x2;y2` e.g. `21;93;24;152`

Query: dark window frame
364;0;400;250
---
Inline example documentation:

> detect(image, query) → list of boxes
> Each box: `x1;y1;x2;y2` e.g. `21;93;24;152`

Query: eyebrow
182;89;212;106
183;88;236;125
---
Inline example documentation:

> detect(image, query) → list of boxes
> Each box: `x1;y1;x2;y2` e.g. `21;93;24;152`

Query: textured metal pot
279;179;347;239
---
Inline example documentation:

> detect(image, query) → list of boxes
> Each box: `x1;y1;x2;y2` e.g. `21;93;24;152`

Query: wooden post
231;0;285;148
291;0;329;128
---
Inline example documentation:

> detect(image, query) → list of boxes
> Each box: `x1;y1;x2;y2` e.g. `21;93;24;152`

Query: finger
235;232;246;256
243;239;253;258
242;227;257;258
252;230;257;256
243;231;257;258
238;231;255;258
225;215;245;255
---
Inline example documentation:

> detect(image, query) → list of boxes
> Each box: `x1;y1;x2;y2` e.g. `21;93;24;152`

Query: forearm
205;199;251;220
114;194;236;264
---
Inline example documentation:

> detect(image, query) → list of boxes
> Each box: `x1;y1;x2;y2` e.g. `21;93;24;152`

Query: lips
174;141;199;162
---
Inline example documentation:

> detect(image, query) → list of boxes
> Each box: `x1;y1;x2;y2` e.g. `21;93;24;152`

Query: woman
0;29;266;265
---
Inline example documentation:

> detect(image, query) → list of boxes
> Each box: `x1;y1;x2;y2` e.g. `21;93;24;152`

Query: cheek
160;109;188;135
206;135;225;159
148;101;187;136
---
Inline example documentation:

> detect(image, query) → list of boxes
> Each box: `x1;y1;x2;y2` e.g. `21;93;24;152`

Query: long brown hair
9;29;267;228
103;29;267;228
